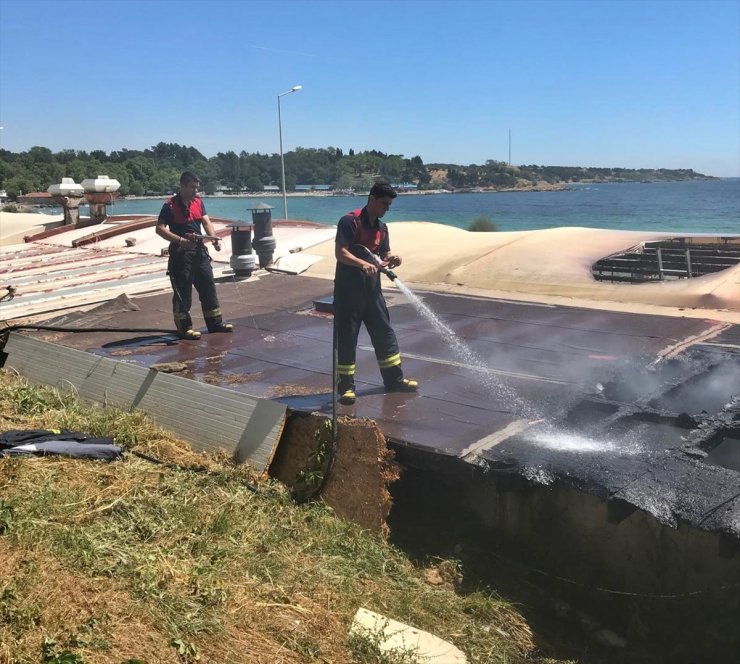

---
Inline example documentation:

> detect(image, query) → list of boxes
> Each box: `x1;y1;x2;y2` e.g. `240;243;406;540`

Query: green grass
0;369;574;663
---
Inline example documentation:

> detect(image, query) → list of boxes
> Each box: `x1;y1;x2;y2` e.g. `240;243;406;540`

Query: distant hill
427;162;715;191
0;144;716;200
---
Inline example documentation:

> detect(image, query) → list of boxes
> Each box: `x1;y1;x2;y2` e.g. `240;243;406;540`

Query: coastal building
17;192;55;206
392;182;418;192
295;184;332;192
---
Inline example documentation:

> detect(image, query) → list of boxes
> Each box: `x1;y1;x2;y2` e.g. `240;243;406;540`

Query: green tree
125;156;156;183
245;176;263;192
128;180;144;196
215;150;240;188
55;149;78;164
5;175;35;198
335;174;355;190
27;146;53;163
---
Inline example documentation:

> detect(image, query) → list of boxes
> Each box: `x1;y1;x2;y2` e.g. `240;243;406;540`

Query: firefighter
333;181;419;405
156;171;233;340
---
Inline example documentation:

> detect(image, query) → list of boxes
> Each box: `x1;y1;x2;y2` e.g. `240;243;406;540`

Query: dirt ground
269;413;400;537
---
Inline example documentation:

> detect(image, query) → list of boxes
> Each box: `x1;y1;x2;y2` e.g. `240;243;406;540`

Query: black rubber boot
206;316;233;333
338;376;356;405
384;378;419;393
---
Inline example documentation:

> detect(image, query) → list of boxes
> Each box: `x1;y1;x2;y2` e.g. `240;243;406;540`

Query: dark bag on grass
0;429;123;460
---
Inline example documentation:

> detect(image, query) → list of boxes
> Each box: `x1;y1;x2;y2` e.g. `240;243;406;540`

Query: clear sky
1;0;738;176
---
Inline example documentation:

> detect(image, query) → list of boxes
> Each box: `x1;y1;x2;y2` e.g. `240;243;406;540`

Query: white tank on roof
47;177;84;196
81;175;121;193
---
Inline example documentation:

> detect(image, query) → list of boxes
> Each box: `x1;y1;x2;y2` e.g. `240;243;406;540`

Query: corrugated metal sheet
0;243;171;319
3;332;287;472
0;216;335;320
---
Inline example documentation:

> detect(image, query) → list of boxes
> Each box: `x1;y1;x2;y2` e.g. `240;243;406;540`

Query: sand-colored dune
0;211;64;246
303;222;740;322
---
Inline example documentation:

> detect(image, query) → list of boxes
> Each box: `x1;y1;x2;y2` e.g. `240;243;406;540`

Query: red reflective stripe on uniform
349;209;385;253
165;196;205;226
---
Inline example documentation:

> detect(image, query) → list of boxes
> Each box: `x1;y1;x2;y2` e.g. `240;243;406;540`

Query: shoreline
111;178;721;202
8;179;725;207
6;181;736;237
120;183;571;201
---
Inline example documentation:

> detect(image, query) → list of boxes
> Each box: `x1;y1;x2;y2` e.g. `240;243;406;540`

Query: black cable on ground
293;314;339;505
0;324;176;356
320;313;340;493
2;324;175;335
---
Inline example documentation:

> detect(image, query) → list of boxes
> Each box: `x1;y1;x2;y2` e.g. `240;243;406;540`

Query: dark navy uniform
334;207;404;394
158;194;226;335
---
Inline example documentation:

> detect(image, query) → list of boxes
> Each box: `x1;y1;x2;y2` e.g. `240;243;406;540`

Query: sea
48;179;740;235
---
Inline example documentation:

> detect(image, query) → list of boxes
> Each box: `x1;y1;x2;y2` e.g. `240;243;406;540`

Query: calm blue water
56;179;740;235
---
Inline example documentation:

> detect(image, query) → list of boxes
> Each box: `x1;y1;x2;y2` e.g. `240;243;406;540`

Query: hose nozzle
380;266;397;281
352;244;397;281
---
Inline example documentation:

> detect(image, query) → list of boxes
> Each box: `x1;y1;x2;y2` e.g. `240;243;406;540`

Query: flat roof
12;273;739;537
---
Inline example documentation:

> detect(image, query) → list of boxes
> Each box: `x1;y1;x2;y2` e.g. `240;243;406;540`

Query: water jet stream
393;279;536;418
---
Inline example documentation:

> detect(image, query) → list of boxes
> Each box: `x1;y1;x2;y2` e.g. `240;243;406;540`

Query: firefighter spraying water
332;182;419;405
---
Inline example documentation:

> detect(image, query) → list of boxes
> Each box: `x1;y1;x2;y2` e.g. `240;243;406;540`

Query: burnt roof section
592;237;740;283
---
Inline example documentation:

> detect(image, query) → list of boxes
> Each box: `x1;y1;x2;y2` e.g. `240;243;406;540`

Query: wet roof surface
17;272;740;536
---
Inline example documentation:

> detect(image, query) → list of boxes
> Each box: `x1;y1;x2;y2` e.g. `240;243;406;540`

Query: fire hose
352;244;398;281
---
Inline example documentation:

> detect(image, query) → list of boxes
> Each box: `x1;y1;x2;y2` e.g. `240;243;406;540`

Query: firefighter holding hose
333;181;419;405
156;171;233;340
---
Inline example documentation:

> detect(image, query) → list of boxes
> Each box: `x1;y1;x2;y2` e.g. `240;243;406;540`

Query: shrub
467;215;498;232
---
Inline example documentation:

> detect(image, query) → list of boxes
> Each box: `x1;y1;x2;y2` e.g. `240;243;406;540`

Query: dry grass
0;368;574;664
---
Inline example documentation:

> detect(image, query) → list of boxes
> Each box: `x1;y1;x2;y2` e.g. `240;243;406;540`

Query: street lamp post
277;85;302;220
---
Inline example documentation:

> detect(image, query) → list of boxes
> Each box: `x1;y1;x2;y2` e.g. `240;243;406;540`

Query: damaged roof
3;272;738;539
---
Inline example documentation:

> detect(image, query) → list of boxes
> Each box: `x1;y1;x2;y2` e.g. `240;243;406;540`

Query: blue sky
1;0;738;176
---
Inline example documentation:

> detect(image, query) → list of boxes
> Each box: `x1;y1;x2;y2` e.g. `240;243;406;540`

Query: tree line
0;143;713;200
